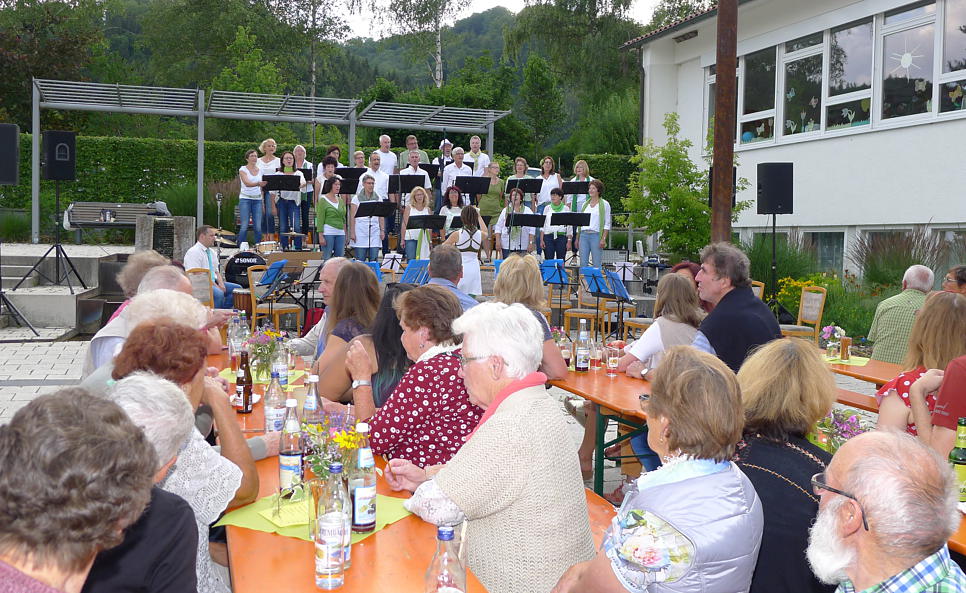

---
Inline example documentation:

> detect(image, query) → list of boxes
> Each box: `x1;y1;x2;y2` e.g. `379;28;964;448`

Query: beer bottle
949;417;966;503
237;351;254;414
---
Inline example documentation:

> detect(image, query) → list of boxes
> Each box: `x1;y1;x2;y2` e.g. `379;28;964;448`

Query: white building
623;0;966;273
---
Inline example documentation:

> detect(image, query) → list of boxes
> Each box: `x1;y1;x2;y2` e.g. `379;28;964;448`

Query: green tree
520;55;564;154
645;0;713;33
367;0;464;87
625;112;748;261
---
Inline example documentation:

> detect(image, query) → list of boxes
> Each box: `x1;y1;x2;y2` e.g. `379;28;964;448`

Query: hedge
574;153;636;214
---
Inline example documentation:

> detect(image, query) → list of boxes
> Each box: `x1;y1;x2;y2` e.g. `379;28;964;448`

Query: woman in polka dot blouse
875;291;966;435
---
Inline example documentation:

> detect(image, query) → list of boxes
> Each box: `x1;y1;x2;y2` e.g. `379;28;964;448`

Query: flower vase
826;341;841;360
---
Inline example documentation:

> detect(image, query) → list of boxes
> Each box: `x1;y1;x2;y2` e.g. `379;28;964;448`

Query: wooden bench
836;388;878;413
67;201;158;243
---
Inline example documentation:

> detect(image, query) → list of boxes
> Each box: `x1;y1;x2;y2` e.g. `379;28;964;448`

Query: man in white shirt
364;152;389;199
441;147;472;204
376;134;398;175
465;135;490;176
401;134;429;164
184;225;240;309
399;150;432;207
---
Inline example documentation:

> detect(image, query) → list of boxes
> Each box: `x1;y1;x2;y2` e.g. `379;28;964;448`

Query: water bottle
278;399;302;489
425;525;466;593
237;312;251;347
575;319;590;373
272;337;288;387
315;462;350;589
348;422;377;533
263;372;286;432
302;374;324;430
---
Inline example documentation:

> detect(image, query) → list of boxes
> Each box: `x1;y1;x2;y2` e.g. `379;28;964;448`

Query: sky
343;0;662;40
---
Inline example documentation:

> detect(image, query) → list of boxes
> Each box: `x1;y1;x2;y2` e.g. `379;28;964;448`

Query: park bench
67;201;159;243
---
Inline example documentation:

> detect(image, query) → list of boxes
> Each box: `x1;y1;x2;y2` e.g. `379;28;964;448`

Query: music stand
335;167;366;180
455;176;490;206
506;213;544;254
422;163;441;182
505;178;543;195
291;259;323;311
381;252;404;272
405;215;445;256
561;181;589;195
354;200;396;260
389;174;427;203
604;269;635;340
338;179;359;196
298;167;314;183
542;259;572;327
581;267;615;341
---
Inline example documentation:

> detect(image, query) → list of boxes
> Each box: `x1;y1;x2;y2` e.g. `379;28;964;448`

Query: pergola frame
30;79;510;243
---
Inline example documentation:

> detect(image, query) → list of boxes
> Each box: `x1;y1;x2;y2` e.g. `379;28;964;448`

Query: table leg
593;403;607;495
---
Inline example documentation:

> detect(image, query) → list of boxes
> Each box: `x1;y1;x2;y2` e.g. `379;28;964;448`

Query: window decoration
882;23;935;118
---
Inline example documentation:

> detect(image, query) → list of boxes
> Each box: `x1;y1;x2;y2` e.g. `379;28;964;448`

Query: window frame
874;4;939;127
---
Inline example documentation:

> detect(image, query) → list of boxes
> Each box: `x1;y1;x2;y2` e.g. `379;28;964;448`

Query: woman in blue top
554;346;763;593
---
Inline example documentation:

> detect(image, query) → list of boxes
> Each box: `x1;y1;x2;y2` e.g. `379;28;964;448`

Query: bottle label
264;408;285;432
352;485;377;528
273;362;288;385
279;452;302;489
575;347;590;371
315;515;345;574
304;394;317;412
956;463;966;503
232;385;244;409
357;447;374;469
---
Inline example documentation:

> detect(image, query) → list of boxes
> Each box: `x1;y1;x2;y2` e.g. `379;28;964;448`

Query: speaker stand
0;240;38;335
766;212;782;316
13;180;88;294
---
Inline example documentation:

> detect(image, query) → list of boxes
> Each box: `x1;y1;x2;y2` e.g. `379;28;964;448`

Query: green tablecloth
826;355;870;366
218;368;305;388
215;491;411;543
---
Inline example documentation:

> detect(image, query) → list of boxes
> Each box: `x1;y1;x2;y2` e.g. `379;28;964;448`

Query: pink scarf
468;371;547;439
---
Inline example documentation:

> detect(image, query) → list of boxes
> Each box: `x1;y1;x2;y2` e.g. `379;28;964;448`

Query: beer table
550;371;650;495
827;358;901;387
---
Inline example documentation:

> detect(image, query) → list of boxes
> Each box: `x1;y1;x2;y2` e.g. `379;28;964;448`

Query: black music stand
455;176;490;206
549;212;589;263
582;269;615;342
389;174;427;204
338;179;359;196
405;215;445;257
264;174;301;241
505;178;543;195
354;200;396;259
561;181;589;195
422;163;441;183
289;260;323;311
506;213;544;254
604;269;635;340
335;167;366;179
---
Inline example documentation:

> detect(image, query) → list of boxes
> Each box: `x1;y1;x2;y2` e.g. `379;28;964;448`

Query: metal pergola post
31;82;40;243
197;89;205;225
349;109;356;155
486;122;494;157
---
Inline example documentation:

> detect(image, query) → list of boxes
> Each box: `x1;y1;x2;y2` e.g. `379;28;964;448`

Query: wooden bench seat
68;201;159;242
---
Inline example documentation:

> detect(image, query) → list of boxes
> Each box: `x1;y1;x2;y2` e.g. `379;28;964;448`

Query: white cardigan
427;384;596;593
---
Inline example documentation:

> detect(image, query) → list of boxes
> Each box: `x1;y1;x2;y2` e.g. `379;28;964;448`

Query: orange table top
827;358;901;387
550;370;650;420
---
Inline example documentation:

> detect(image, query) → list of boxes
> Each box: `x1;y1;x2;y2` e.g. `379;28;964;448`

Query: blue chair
359;260;383;282
399;259;429;285
493;259;504;277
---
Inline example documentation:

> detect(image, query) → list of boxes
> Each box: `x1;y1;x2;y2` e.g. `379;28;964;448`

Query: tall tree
520;55;564;153
0;0;105;127
368;0;462;87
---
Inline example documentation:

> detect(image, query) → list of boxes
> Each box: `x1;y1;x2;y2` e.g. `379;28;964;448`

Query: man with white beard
806;431;966;592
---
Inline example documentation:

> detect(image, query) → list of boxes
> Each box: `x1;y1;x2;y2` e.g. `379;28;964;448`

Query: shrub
743;232;818;298
847;226;949;288
0;209;30;242
777;272;899;340
574;153;635;207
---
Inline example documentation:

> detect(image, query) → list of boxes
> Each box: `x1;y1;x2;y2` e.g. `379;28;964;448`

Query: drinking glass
589;340;602;371
605;346;620;377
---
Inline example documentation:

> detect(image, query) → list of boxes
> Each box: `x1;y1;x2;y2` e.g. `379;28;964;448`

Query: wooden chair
623;317;654;341
185;268;214;308
751;280;765;300
246;263;302;333
780;286;827;343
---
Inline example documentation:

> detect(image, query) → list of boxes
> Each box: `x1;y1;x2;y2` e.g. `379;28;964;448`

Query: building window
829;20;874;96
884;0;936;25
881;22;936;119
783;54;823;134
943;0;966;72
743;47;777;114
786;31;823;53
805;232;845;272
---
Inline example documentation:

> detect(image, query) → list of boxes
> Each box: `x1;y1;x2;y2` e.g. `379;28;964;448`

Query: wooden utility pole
711;0;738;243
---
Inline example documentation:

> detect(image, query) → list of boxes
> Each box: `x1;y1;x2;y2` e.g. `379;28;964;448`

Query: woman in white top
536;155;562;215
433;139;454;212
400;186;433;261
350;174;385;262
539;187;571;261
256;138;280;237
568;159;594;212
577;179;611;268
352;150;366;168
493;187;535;258
238;149;267;244
505;157;535;210
293;145;313;245
276;151;307;250
439;186;463;236
324;144;345;168
444;206;487;296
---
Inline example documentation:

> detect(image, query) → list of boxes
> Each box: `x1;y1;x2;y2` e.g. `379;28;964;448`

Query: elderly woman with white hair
386;301;595;593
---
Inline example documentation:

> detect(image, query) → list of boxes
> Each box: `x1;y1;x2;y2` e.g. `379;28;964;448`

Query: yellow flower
333;430;360;450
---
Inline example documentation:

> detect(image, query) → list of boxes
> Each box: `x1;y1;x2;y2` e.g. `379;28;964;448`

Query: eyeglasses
810;472;870;531
450;353;488;367
944;276;955;284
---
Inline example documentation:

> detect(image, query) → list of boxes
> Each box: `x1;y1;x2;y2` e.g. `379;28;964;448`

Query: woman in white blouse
256;138;280;238
238;149;267;244
577;179;611;268
493;187;535;258
385;302;595;593
439;185;463;236
400;186;433;260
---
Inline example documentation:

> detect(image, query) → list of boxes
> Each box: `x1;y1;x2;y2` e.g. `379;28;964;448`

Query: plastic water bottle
425;525;466;593
315;462;350;589
302;374;324;430
278;399;302;490
575;319;590;373
348;422;377;533
263;372;285;433
237;312;251;347
272;337;288;387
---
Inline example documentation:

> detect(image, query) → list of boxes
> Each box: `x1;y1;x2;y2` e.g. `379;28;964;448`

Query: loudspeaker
42;130;76;181
757;162;793;215
0;123;18;185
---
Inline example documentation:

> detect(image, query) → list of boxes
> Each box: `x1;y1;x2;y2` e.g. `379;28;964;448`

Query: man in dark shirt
692;242;782;372
83;374;199;593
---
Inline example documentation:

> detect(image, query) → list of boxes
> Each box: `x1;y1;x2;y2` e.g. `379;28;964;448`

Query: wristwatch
351;379;371;389
639;367;651;380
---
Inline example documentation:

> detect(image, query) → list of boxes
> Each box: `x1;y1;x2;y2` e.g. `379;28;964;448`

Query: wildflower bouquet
244;328;285;379
303;412;360;481
820;325;846;341
809;409;872;453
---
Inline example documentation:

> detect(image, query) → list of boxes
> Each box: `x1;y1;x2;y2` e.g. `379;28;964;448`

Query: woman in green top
477;162;505;261
316;177;347;259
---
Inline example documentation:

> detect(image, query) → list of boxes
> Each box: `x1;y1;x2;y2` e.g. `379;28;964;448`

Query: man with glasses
806;431;965;592
692;242;781;372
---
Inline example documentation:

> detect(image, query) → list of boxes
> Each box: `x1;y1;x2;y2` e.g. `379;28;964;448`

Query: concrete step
2;275;37;289
0;264;38;277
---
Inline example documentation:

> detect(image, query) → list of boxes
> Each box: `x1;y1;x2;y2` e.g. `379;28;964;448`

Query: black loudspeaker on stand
0;124;38;335
757;162;793;317
14;130;88;295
